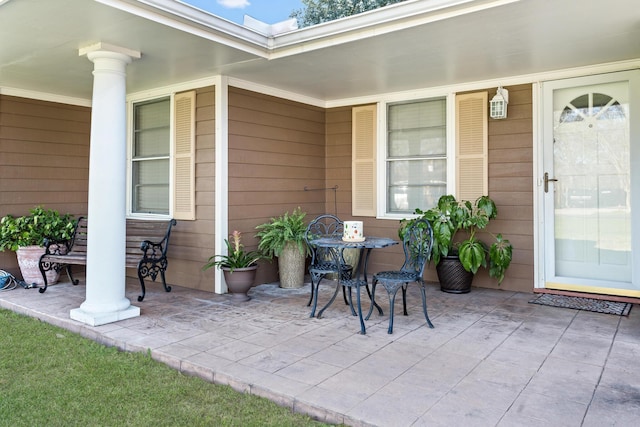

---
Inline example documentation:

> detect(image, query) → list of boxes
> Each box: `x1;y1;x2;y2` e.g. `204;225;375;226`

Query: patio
1;277;639;427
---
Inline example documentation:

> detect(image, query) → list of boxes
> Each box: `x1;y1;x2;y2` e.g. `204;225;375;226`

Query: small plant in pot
400;195;513;293
203;230;267;301
0;206;76;286
255;207;310;289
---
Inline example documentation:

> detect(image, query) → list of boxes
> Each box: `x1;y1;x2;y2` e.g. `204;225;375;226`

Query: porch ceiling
1;0;639;104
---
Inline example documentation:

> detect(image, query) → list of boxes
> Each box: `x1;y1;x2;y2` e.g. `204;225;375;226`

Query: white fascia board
99;0;517;61
269;0;520;57
243;15;298;36
96;0;270;58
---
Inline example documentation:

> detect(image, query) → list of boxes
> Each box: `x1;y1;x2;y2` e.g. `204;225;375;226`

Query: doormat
529;294;633;316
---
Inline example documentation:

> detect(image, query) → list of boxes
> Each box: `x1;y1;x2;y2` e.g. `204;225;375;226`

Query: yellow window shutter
352;105;377;217
456;92;488;201
173;91;196;220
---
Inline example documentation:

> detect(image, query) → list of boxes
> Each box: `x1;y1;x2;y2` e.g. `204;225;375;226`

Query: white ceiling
1;0;639;105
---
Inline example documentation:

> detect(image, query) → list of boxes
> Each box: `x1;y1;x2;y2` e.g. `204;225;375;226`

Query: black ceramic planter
436;255;473;293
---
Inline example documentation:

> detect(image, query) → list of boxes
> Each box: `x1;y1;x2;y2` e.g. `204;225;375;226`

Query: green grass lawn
0;309;334;426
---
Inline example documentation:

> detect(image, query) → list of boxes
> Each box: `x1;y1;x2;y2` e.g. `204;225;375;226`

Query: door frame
534;69;640;295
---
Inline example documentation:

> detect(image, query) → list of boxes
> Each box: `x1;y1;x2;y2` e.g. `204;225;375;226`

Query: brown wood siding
227;88;326;284
480;84;534;292
165;86;216;292
327;85;535;292
326;105;408;276
0;95;90;277
1;84;534;294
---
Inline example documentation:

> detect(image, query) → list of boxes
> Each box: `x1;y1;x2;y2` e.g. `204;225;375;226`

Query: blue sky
184;0;304;24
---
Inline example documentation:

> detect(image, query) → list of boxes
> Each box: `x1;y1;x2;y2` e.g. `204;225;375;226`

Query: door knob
544;172;558;193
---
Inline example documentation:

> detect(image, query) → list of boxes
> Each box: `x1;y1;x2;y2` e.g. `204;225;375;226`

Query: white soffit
2;0;639;103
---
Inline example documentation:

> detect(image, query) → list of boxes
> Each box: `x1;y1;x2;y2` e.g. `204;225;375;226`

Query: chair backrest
400;218;434;276
304;214;344;265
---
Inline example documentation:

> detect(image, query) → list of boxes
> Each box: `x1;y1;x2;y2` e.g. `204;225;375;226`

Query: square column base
70;305;140;326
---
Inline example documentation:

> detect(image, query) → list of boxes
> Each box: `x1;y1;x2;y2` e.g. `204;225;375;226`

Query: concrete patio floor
1;276;640;427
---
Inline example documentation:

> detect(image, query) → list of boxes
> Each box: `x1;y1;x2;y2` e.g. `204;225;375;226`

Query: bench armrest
140;240;166;260
42;238;71;255
137;218;176;260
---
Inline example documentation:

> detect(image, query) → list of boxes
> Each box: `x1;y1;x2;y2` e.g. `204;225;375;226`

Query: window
128;91;195;220
352;91;487;218
386;98;447;214
132;97;171;215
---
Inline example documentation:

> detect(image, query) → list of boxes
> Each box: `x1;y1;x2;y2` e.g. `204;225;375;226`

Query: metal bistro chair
304;214;353;318
367;218;435;334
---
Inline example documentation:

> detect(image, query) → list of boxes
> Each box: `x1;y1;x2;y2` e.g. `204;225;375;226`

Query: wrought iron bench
38;217;176;301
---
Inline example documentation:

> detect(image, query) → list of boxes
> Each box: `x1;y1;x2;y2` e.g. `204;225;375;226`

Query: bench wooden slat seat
38;217;177;301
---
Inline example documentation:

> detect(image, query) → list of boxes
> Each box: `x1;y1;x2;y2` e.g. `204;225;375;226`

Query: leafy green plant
0;206;75;252
400;195;513;283
255;207;310;258
291;0;409;27
202;230;267;273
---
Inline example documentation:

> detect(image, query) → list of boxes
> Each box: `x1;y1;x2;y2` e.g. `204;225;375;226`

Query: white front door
542;70;640;297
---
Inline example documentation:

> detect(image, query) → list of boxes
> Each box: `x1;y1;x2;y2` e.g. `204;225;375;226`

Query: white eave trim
269;0;521;56
126;76;217;101
96;0;271;57
324;58;640;108
227;77;326;108
97;0;520;61
7;58;634;112
0;87;92;107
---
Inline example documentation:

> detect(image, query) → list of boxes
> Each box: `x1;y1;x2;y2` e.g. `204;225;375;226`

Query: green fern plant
255;207;310;258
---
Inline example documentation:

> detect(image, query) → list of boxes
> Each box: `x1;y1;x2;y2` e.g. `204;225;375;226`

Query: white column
214;76;229;294
71;50;139;326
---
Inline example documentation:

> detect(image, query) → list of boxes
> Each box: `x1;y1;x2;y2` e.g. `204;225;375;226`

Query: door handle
544;172;558;193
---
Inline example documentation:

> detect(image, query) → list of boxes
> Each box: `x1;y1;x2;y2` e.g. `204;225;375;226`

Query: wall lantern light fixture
490;86;509;119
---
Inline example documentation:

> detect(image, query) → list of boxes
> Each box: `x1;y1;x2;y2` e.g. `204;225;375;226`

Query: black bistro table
309;236;398;334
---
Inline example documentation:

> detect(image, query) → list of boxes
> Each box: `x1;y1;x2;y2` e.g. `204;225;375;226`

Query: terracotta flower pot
222;265;258;301
17;245;60;287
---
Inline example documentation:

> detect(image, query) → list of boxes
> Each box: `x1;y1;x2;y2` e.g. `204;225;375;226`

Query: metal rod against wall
304;185;339;216
303;186;339;191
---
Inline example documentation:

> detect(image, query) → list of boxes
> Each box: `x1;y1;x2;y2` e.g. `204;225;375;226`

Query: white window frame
376;92;456;220
126;93;175;219
126;79;205;220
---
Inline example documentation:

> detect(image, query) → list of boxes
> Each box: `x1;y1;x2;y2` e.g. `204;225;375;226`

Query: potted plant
0;206;76;286
255;207;310;289
400;195;513;293
203;230;267;301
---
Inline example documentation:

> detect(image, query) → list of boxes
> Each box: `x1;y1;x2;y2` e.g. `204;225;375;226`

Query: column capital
79;42;141;63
